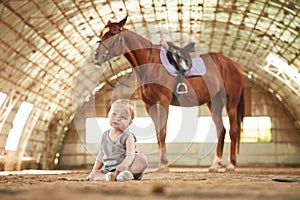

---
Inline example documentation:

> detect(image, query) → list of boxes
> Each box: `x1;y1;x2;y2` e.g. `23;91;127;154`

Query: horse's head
167;41;195;72
94;16;128;66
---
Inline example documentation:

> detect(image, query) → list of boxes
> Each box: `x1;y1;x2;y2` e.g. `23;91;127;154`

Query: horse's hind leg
226;107;239;172
207;96;226;172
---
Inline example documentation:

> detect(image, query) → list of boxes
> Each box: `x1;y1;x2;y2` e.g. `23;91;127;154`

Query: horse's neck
122;30;153;67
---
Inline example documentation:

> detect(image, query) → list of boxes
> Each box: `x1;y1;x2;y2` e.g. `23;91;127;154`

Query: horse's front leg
226;108;239;172
209;127;226;172
157;125;168;171
207;99;226;172
146;103;169;171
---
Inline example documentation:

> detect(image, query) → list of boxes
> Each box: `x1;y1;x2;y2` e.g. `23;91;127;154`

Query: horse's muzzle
94;50;105;66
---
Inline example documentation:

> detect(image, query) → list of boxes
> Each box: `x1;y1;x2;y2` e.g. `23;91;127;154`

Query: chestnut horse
94;16;244;172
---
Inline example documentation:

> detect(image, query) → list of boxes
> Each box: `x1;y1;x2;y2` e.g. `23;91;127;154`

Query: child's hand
85;173;92;181
116;163;129;174
86;169;100;180
86;172;93;180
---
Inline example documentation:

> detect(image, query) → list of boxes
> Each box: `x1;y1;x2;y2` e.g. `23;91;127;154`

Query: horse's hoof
225;168;235;173
208;168;218;173
225;164;235;173
146;166;169;173
157;165;169;172
208;166;219;173
208;162;221;173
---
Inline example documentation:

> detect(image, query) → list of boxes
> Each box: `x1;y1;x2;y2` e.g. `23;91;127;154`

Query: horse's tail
236;88;245;154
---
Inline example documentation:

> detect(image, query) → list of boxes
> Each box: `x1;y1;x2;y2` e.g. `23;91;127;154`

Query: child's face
109;104;132;132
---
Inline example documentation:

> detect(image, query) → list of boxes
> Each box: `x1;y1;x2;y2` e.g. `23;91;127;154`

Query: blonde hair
109;99;136;120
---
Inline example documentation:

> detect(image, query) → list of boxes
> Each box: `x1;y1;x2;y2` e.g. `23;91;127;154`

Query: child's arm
116;134;136;173
92;151;104;171
86;151;104;180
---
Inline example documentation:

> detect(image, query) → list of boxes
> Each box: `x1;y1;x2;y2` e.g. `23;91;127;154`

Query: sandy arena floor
0;167;300;200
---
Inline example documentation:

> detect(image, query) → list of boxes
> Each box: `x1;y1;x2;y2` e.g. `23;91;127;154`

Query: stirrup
176;82;188;94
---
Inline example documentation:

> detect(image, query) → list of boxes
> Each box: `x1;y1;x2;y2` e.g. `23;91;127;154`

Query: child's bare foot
116;170;134;182
105;172;116;181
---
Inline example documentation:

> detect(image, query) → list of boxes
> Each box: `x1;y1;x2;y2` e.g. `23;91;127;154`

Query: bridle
95;26;126;87
96;26;124;66
95;26;153;88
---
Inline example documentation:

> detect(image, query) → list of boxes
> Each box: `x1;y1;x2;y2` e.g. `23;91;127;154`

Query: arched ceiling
0;0;299;125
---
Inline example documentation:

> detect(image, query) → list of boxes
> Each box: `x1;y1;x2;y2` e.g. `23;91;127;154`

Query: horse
94;16;244;172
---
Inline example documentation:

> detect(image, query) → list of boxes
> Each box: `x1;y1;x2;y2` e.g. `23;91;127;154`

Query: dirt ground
0;167;300;200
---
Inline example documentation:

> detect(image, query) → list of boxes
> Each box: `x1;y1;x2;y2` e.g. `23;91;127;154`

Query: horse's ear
119;15;128;27
184;42;195;52
105;20;111;28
